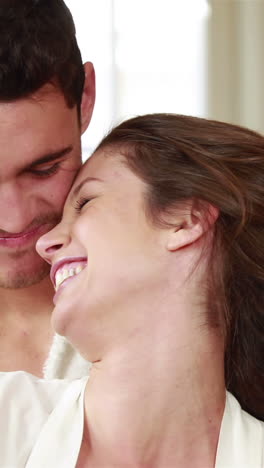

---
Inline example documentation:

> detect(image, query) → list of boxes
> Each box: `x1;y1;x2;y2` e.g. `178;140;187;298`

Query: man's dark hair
0;0;85;115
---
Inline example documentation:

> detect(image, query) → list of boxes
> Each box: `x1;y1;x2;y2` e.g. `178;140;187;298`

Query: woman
0;113;263;467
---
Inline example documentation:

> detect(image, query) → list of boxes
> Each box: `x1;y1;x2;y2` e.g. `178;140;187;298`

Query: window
65;0;209;158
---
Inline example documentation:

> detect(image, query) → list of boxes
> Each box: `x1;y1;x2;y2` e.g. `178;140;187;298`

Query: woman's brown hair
97;113;264;421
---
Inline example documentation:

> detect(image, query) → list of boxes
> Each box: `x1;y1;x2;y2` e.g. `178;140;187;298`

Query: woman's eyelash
74;197;91;213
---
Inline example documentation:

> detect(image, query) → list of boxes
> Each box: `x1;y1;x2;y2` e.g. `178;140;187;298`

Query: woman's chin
51;299;76;338
51;278;84;334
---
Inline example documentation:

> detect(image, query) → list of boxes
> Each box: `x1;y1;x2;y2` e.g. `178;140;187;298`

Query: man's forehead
27;81;69;105
0;88;79;168
0;82;71;120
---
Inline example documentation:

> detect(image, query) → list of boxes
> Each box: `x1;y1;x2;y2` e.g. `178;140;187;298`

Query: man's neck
0;276;54;377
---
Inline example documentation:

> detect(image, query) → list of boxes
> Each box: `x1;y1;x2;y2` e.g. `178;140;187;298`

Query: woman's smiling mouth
50;258;87;291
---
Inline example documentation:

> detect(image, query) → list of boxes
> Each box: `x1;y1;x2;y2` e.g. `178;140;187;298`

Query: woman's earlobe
166;223;204;251
80;62;96;134
166;202;219;252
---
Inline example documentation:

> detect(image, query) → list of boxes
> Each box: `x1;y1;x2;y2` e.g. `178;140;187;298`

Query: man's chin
0;261;51;289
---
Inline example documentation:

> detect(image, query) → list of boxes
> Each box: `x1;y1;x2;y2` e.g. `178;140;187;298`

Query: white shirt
0;371;263;468
43;334;91;380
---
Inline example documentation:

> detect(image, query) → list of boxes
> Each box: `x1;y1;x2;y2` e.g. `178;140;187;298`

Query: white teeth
56;272;63;289
62;270;68;281
54;263;86;291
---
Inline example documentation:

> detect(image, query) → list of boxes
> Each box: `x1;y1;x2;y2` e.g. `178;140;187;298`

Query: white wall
65;0;209;158
208;0;264;135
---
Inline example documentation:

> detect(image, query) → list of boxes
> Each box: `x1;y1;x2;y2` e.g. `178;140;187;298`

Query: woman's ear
166;203;219;252
80;62;96;134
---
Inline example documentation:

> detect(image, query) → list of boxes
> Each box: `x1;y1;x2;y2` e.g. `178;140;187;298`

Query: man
0;0;95;377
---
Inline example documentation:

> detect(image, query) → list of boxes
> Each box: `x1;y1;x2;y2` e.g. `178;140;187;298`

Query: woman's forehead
74;148;133;187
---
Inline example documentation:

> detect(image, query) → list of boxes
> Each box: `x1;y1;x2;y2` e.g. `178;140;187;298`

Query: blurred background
64;0;264;158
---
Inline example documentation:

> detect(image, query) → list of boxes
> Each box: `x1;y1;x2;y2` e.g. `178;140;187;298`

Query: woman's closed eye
74;197;91;213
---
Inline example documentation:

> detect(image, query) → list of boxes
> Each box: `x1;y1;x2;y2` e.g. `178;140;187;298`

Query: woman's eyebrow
72;177;103;198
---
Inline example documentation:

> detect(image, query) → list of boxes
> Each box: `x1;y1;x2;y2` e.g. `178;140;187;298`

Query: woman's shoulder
0;371;87;468
216;391;264;467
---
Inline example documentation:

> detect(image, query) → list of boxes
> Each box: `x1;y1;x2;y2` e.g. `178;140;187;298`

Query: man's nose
0;182;36;233
36;223;69;265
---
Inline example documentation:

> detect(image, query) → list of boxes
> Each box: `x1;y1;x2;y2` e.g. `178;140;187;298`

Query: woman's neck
83;309;226;468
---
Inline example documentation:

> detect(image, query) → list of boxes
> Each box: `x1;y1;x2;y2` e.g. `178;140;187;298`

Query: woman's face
36;148;171;360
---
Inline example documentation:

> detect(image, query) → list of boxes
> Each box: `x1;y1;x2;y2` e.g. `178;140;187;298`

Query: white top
43;334;91;380
0;371;263;468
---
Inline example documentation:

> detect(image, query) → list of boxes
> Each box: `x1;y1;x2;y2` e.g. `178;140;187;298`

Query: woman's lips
50;257;87;289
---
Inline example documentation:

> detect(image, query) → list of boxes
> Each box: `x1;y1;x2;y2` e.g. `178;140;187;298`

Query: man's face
0;84;83;288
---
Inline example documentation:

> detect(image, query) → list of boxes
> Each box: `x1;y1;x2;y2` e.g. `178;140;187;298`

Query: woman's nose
36;224;68;264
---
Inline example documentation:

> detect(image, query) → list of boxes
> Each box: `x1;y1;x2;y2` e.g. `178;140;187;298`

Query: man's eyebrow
72;176;103;198
28;146;73;167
